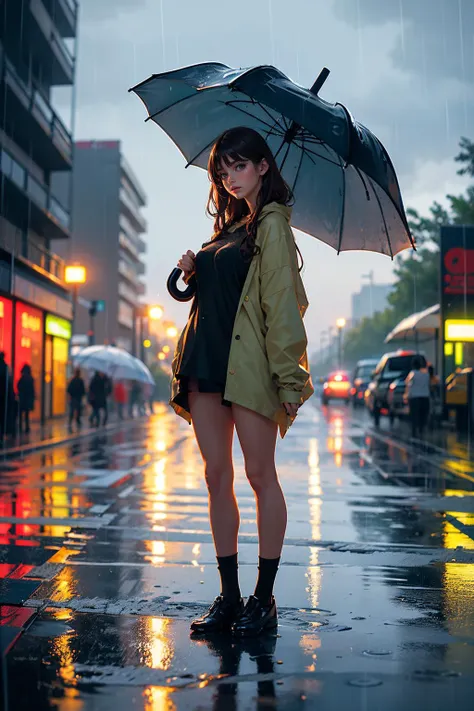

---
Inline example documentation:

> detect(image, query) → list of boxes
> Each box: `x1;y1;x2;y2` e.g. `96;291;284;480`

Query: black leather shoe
190;596;244;634
232;595;278;637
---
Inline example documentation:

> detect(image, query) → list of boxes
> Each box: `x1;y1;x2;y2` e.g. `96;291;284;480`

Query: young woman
170;126;314;637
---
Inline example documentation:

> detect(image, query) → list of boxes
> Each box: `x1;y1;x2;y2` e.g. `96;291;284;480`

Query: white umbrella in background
385;304;440;344
73;345;154;385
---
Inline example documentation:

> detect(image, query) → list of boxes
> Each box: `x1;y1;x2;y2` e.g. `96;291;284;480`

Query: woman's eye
236;164;246;171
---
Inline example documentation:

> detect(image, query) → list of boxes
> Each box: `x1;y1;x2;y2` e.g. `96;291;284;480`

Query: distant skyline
53;0;472;356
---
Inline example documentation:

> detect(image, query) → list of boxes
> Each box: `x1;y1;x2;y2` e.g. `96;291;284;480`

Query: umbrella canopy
385;304;440;344
130;63;414;258
73;346;155;385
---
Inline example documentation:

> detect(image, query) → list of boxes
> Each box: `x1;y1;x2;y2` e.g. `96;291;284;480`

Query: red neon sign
443;247;474;295
0;296;13;367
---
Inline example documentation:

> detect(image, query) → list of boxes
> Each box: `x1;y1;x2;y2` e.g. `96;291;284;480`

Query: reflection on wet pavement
1;402;474;709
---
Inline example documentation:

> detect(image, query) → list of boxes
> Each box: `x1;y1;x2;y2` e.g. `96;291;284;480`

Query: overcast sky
53;0;473;355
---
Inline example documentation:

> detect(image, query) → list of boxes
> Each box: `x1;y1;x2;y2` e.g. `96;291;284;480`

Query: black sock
217;553;241;602
254;556;280;605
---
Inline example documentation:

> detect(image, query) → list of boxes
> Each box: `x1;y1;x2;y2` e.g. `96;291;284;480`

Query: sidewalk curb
0;416;149;461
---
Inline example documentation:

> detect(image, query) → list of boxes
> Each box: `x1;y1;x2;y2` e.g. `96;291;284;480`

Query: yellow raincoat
170;202;314;438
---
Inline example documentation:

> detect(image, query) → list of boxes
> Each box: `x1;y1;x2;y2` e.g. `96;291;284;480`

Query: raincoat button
244;295;249;302
235;335;240;340
229;369;235;375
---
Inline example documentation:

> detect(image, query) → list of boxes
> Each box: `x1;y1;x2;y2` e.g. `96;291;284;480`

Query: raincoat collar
228;201;292;232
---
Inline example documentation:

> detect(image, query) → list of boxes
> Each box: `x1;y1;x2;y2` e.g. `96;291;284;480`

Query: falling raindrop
268;0;276;65
457;0;468;131
160;0;166;70
445;98;451;144
355;0;364;77
398;0;405;61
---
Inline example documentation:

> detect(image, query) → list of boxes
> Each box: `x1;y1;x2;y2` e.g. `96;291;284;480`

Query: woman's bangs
209;147;246;183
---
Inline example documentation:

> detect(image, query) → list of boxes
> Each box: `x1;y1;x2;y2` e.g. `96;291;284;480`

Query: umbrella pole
309;67;330;96
283;68;331;148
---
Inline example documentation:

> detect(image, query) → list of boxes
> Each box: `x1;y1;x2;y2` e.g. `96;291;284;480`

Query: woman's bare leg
231;404;286;558
189;389;239;557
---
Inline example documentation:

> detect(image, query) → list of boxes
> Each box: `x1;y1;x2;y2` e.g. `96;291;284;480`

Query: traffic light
89;299;105;317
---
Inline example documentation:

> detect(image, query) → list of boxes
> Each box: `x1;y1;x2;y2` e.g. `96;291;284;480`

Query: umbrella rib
293;142;342;169
279;137;293;172
229;98;285;130
291;132;306;195
145;91;200;122
367;176;394;259
184;135;224;168
225;100;280;132
336;156;346;255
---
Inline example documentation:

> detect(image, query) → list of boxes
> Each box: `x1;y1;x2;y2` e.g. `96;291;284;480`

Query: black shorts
176;375;232;409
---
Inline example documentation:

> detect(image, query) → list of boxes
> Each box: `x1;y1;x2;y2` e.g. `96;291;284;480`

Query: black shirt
177;225;251;387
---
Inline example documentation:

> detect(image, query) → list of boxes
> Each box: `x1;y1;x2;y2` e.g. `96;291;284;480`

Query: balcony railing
119;231;139;261
119;187;147;233
0;147;70;233
0;226;65;283
29;0;74;83
3;54;73;164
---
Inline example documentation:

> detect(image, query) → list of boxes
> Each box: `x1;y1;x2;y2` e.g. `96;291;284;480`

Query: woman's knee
245;463;277;496
204;462;234;496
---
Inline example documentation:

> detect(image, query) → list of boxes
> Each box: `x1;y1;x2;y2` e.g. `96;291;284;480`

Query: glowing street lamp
166;326;178;339
65;265;87;344
149;305;164;320
336;318;346;330
65;265;86;285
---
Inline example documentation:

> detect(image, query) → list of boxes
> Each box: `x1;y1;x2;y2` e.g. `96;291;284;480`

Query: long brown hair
206;127;303;270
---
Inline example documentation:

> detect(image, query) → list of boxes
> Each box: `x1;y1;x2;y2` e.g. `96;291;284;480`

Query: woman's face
217;156;268;204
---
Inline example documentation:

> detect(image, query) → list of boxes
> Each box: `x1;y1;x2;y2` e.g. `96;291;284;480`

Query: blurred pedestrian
88;371;108;427
146;382;155;414
113;380;127;420
129;380;142;418
67;367;86;432
427;364;441;429
0;352;16;442
404;355;430;439
17;364;35;435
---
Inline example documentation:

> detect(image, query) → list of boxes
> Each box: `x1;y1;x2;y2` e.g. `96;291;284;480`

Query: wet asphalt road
1;401;474;710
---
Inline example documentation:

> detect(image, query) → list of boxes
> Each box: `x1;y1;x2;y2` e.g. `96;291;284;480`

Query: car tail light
333;373;348;382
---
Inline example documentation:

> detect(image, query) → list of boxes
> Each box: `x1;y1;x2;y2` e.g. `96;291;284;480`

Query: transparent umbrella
72;346;154;385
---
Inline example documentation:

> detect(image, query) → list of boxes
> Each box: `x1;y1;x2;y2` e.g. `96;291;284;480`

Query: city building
351;283;393;325
55;140;147;353
0;0;78;422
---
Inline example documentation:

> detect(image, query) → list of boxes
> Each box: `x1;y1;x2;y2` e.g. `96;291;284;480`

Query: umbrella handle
167;268;196;302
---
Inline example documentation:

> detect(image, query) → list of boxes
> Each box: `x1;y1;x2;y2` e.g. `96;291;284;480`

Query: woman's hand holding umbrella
177;250;196;283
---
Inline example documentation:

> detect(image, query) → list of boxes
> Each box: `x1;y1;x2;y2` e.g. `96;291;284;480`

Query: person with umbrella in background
67;367;86;433
171;127;314;637
17;364;35;435
88;371;108;427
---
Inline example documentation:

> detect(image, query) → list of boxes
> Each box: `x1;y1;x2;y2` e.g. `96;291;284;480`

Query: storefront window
0;296;13;368
52;337;68;416
14;302;43;420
